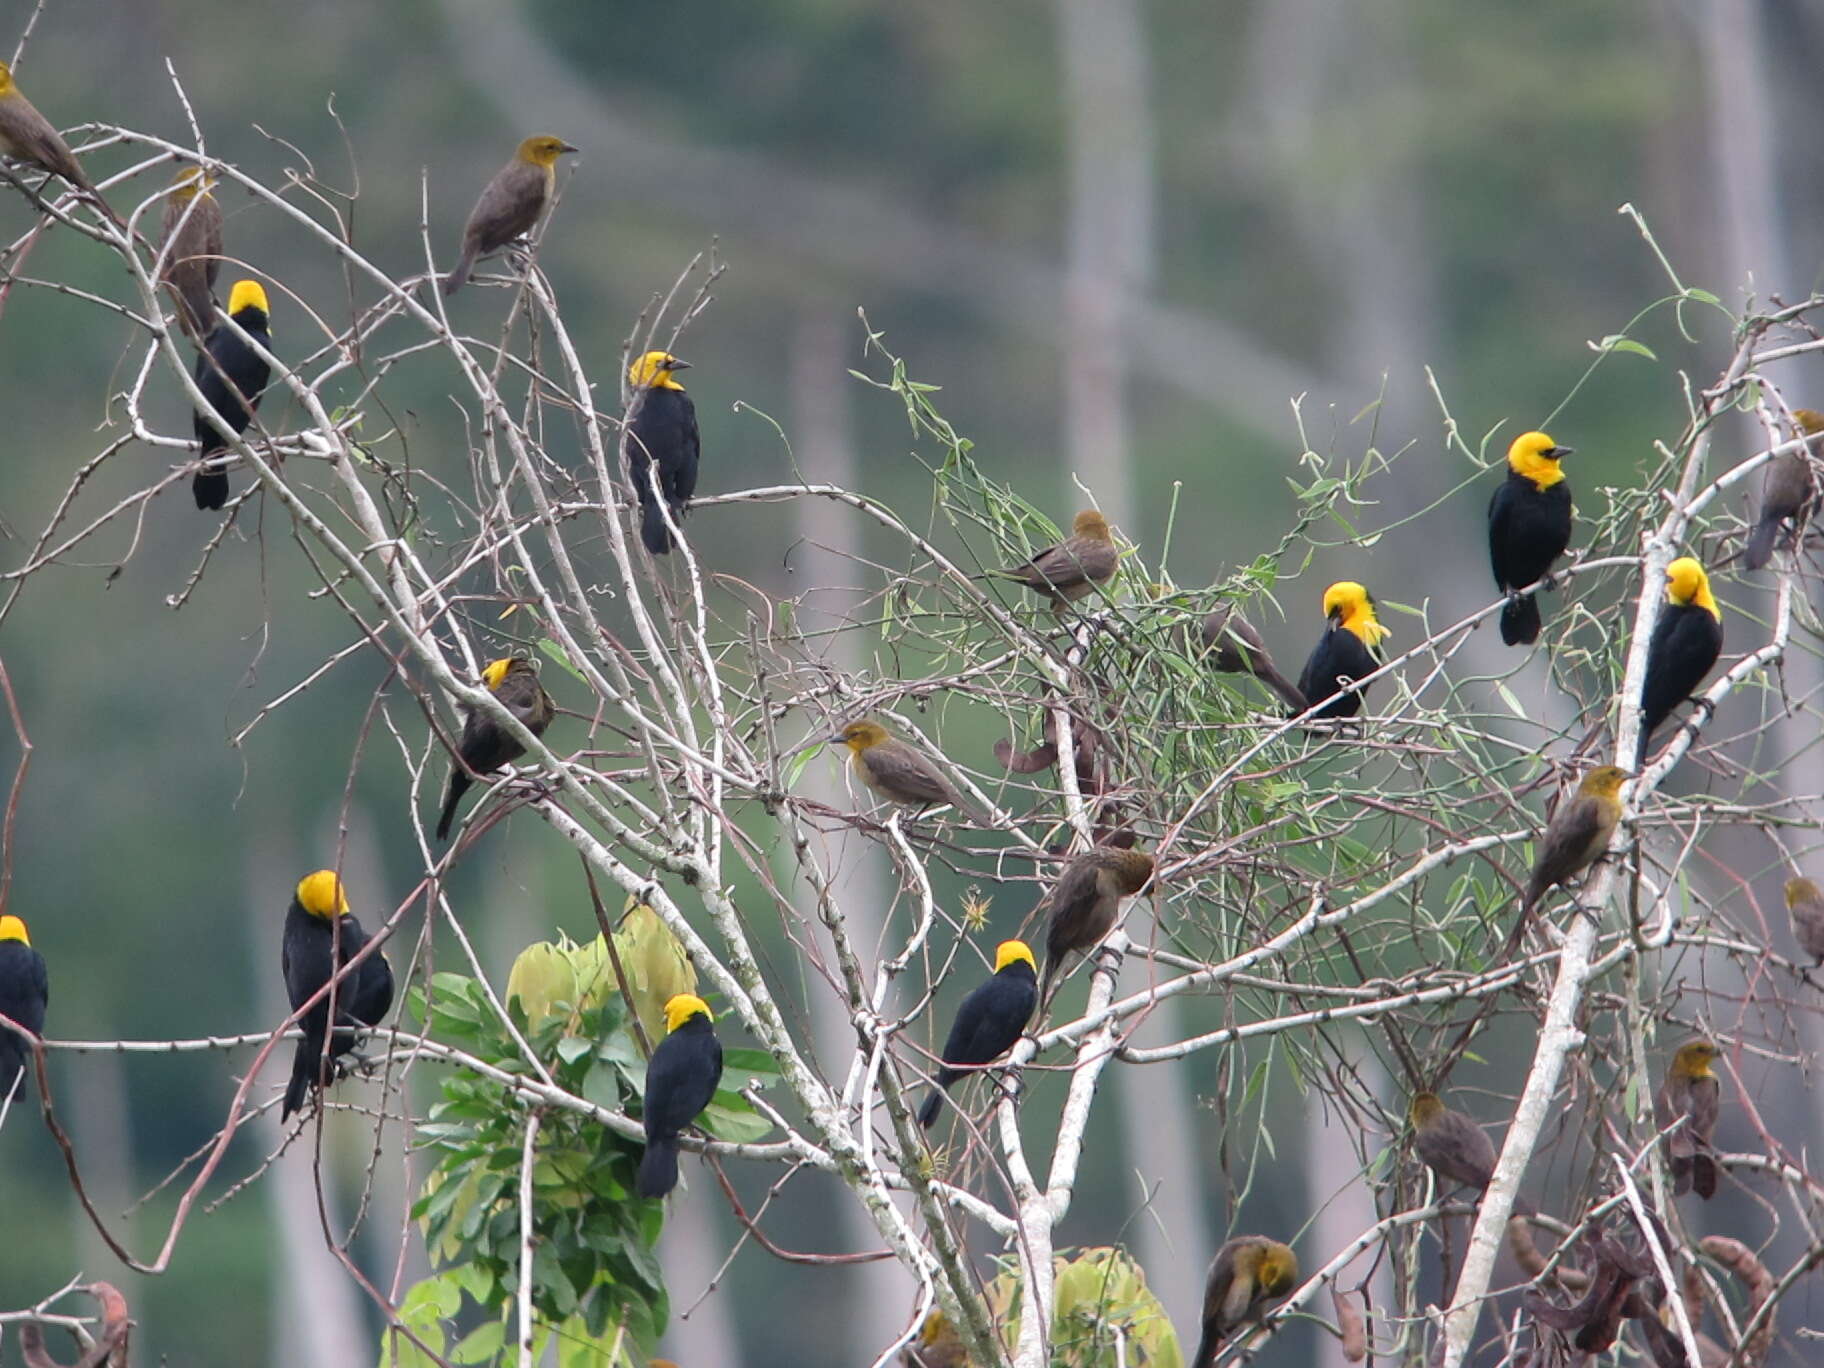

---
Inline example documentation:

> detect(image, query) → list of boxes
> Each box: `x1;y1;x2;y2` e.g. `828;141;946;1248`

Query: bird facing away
436;656;556;842
624;350;700;554
444;134;576;295
1488;430;1574;645
1743;408;1823;570
1786;876;1824;966
1655;1038;1720;1199
637;993;724;1198
0;60;119;224
281;871;394;1121
1191;1236;1299;1368
1037;845;1156;1005
1407;1091;1535;1216
917;940;1037;1129
191;278;273;510
1200;604;1307;712
831;719;976;819
1296;580;1390;720
157;165;223;341
1521;765;1627;914
1637;557;1724;767
0;915;48;1102
996;509;1118;607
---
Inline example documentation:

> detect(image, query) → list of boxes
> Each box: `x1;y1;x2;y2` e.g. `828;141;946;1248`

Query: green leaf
1595;334;1658;361
699;1094;774;1143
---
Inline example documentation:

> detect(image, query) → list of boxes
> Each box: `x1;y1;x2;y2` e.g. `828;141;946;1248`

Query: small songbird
917;940;1037;1129
191;278;273;510
637;994;724;1198
624;350;700;555
1037;844;1156;1004
1487;430;1574;645
436;656;556;842
831;719;978;820
0;915;49;1102
281;871;394;1121
996;509;1118;608
444;134;576;296
1190;1236;1299;1367
1743;409;1822;571
1786;876;1824;966
157;165;223;341
1408;1091;1534;1215
1637;557;1724;767
1200;605;1307;712
0;60;119;225
1655;1038;1721;1199
1521;765;1627;914
1296;580;1390;720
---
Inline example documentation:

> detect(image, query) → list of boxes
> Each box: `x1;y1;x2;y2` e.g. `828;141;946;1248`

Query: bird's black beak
559;142;580;155
666;358;692;371
827;731;845;744
1548;445;1574;459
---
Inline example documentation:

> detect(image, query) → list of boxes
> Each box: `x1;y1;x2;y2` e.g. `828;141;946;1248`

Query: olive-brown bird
831;719;979;820
436;656;556;842
0;60;119;225
1743;409;1823;571
1036;844;1156;1005
1655;1038;1721;1199
444;134;576;296
1190;1236;1298;1367
997;509;1118;607
1637;557;1724;767
1786;876;1824;966
1295;580;1389;720
1521;765;1627;914
1409;1091;1534;1216
1200;605;1307;712
1488;430;1575;645
158;165;223;341
901;1311;968;1368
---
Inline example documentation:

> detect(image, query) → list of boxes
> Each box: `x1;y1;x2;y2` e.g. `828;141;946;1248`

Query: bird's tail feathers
640;499;677;554
443;247;477;297
193;469;229;511
636;1136;680;1198
1500;594;1542;646
1258;664;1308;713
435;773;470;843
917;1088;943;1129
1743;516;1781;572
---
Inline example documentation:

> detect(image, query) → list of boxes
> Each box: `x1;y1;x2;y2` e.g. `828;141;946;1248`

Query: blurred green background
2;1;1822;1364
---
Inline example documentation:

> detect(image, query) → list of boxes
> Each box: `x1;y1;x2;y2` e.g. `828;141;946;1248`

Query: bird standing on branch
444;134;576;296
1296;580;1389;720
1190;1236;1298;1367
917;939;1036;1129
158;165;223;342
1786;876;1824;966
436;656;555;842
624;350;700;555
1487;430;1574;645
1743;408;1822;571
281;871;393;1121
831;719;980;821
1655;1037;1720;1199
1520;765;1627;915
1037;844;1155;1005
191;278;272;510
996;508;1118;608
0;60;119;225
637;993;724;1198
1636;557;1723;767
0;915;48;1102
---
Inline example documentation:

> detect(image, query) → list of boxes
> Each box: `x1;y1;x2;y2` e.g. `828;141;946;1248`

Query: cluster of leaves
971;1247;1180;1368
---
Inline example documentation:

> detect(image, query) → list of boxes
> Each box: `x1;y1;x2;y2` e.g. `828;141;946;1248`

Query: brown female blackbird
996;509;1118;607
1655;1038;1720;1199
1191;1236;1298;1367
1037;845;1155;1004
444;134;576;295
1200;604;1307;711
436;655;555;842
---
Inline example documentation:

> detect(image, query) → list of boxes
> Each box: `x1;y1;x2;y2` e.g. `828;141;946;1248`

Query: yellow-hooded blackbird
0;915;47;1101
1655;1038;1720;1199
996;509;1118;607
1786;876;1824;966
1200;605;1307;712
831;719;978;820
1488;430;1574;645
1744;409;1823;571
158;165;223;341
1191;1236;1298;1367
624;350;700;555
0;60;118;225
444;134;576;296
1521;765;1626;914
191;278;272;511
637;993;724;1198
1295;580;1389;720
436;655;555;842
917;939;1036;1129
281;871;394;1121
1637;557;1723;767
1037;845;1155;1004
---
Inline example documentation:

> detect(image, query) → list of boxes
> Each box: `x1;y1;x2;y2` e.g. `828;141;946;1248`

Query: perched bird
0;60;118;224
191;278;273;510
1487;430;1574;645
1408;1091;1534;1216
1786;876;1824;966
1295;580;1389;720
1743;409;1823;571
157;165;223;341
996;509;1118;607
1655;1038;1721;1200
1200;604;1307;712
436;655;556;842
917;940;1037;1129
901;1311;968;1368
1637;557;1724;766
444;134;576;296
1521;765;1627;913
281;871;394;1121
1037;845;1156;1004
0;915;48;1102
1190;1236;1299;1368
831;719;977;820
637;993;724;1198
623;351;700;554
